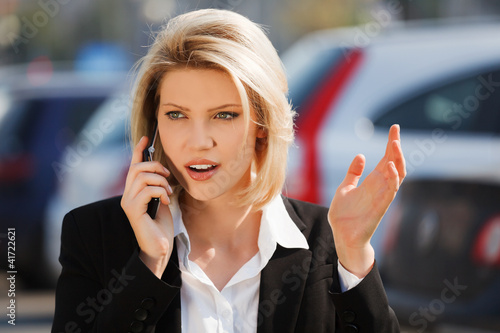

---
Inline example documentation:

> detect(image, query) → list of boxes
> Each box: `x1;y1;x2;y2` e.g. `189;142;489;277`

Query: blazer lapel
257;246;312;333
257;197;312;333
156;239;182;333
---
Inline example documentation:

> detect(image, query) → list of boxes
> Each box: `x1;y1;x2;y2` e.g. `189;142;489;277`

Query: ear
256;127;267;139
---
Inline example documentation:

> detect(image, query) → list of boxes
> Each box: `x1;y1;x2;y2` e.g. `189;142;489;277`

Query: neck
179;191;261;249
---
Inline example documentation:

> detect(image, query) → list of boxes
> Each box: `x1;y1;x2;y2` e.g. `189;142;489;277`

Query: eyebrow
161;103;189;111
161;103;242;112
208;104;242;112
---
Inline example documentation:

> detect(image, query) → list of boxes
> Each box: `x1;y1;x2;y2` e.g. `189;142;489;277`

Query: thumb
340;154;365;189
156;201;172;221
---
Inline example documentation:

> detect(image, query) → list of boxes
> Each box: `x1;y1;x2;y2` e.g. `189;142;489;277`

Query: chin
181;182;224;201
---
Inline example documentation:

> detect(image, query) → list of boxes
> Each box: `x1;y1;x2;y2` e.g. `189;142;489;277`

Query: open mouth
185;160;220;181
188;164;218;173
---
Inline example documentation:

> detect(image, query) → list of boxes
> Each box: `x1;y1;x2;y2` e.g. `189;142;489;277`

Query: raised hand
121;136;174;278
328;124;406;278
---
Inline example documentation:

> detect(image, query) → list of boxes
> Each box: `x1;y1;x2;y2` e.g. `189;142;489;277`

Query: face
157;69;264;203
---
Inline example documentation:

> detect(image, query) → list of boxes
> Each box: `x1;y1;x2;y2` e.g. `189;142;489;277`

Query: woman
52;9;405;333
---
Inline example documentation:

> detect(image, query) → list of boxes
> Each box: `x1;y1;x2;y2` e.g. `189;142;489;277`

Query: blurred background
1;0;500;332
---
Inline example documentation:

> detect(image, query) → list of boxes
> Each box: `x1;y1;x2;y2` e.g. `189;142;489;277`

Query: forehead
158;68;241;105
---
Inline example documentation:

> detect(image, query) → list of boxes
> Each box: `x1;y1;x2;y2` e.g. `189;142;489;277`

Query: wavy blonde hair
130;9;294;210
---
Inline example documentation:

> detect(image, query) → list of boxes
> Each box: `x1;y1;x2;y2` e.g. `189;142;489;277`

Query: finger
389;124;400;144
385;124;400;161
391;140;406;184
128;172;173;200
340;154;365;190
375;125;399;172
131;136;149;165
124;161;170;195
129;161;170;180
136;186;170;210
155;200;173;222
385;161;400;192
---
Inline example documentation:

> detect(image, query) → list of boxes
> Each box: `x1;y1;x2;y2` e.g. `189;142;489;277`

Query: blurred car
44;92;131;282
0;65;126;288
382;180;500;332
281;19;500;331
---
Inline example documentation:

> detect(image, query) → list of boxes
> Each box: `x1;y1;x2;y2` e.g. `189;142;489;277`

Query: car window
77;93;130;150
0;100;41;155
374;68;500;134
0;97;105;156
66;98;107;136
284;46;346;114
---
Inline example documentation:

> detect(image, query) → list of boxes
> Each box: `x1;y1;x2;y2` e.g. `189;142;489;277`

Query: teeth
189;164;216;170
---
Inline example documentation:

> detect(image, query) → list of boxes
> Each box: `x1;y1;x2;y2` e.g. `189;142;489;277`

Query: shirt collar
259;194;309;251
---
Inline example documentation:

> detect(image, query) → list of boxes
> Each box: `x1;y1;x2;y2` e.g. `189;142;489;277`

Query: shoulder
62;195;133;248
282;196;329;223
66;195;125;222
281;196;333;243
60;196;137;274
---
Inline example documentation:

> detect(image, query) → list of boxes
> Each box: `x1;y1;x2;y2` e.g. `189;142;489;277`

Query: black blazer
52;196;399;333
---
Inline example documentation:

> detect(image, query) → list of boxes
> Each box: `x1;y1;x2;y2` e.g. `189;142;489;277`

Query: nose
187;120;215;151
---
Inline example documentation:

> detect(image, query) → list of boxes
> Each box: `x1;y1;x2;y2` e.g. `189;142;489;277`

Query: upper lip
184;159;219;168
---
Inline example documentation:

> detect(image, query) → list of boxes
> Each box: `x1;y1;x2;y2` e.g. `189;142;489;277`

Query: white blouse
170;195;362;333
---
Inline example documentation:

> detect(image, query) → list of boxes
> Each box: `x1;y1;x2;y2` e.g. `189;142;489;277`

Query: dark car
381;179;500;332
0;66;126;288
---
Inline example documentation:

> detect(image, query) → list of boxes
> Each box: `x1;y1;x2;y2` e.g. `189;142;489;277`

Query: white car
282;20;500;331
283;19;500;204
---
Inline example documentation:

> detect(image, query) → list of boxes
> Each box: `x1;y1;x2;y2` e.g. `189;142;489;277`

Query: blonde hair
130;9;294;210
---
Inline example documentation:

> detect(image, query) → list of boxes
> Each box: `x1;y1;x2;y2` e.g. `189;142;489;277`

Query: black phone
143;121;160;219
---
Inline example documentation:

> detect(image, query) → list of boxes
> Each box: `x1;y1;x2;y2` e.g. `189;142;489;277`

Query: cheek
229;130;257;168
159;125;178;152
159;133;181;167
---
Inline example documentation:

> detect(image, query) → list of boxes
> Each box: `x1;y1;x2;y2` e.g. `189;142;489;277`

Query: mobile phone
143;121;160;219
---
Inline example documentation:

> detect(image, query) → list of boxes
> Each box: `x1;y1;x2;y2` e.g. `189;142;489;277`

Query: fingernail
168;185;173;194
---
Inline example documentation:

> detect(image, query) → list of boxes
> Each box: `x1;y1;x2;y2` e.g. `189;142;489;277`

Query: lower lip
185;165;219;181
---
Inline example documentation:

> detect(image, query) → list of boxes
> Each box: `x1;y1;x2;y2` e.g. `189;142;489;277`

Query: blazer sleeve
52;209;181;333
330;262;400;332
284;197;399;332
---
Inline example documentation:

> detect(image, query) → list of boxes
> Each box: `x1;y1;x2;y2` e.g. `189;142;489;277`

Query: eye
165;111;185;120
215;112;239;120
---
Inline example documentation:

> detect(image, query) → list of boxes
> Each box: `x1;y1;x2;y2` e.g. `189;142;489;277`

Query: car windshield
283;43;346;114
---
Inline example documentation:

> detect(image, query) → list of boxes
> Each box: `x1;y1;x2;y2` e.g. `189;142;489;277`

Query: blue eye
215;112;239;120
165;111;185;120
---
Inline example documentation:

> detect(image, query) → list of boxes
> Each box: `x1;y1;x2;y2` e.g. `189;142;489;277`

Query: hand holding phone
143;122;161;219
121;127;174;278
